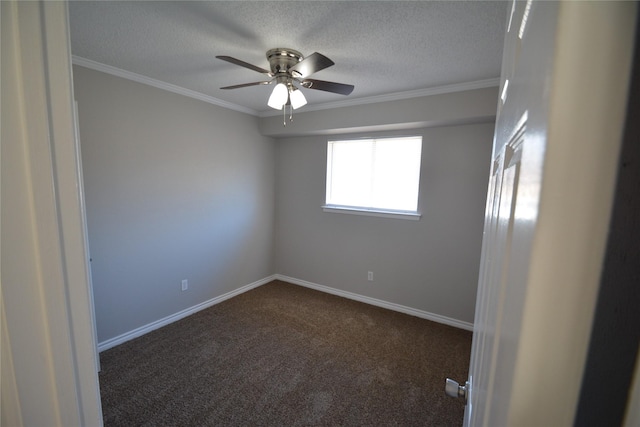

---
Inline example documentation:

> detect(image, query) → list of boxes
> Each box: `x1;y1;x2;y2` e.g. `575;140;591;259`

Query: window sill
322;205;422;221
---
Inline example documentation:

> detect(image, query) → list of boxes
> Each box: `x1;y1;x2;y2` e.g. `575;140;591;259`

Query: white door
456;2;637;426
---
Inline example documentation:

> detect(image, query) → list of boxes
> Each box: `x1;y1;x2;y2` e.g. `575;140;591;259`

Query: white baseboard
99;273;472;352
275;274;474;331
97;275;277;352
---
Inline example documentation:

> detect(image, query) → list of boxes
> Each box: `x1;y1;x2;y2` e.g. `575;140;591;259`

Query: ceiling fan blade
290;52;334;78
216;56;272;75
220;81;272;90
301;79;354;95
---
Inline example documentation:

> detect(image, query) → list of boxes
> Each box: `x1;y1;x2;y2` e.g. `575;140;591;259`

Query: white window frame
322;136;423;220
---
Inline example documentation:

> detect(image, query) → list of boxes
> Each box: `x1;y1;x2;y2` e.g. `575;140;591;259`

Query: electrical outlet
367;271;374;281
181;279;188;291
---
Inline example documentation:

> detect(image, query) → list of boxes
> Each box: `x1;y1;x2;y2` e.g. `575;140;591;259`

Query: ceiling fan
216;48;354;115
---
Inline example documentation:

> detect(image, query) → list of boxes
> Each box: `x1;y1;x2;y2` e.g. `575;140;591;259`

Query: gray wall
74;64;495;342
73;66;276;342
274;124;493;324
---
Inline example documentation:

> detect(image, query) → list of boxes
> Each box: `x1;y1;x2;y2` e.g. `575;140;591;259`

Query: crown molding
258;78;501;117
71;56;259;116
72;56;499;118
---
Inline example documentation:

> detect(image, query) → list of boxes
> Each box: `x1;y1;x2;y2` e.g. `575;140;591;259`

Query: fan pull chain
281;104;295;126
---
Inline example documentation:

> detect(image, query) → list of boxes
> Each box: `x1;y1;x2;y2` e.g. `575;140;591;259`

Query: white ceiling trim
71;56;259;116
72;55;499;118
258;78;501;117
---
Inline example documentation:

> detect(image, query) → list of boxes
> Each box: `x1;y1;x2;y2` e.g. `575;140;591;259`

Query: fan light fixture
267;82;288;109
289;87;307;109
267;81;307;111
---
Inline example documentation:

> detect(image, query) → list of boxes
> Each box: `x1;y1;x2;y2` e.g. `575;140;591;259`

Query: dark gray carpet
99;280;471;426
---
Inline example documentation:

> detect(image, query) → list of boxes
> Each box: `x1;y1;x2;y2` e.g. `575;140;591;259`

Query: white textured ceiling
69;1;508;115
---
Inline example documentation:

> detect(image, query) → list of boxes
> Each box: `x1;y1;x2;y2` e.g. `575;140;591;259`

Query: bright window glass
325;136;422;212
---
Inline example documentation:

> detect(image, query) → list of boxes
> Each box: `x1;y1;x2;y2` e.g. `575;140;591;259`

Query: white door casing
73;100;102;372
465;1;637;426
1;1;103;425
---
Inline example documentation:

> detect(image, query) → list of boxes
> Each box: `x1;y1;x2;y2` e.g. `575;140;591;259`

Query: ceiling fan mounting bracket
266;48;303;74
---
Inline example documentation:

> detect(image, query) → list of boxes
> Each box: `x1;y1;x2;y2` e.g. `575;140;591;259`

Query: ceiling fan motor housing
266;48;303;76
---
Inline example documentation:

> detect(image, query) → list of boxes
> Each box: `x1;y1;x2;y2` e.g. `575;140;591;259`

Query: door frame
1;1;103;425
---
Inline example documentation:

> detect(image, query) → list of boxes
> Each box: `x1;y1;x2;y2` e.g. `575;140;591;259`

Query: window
324;136;422;219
